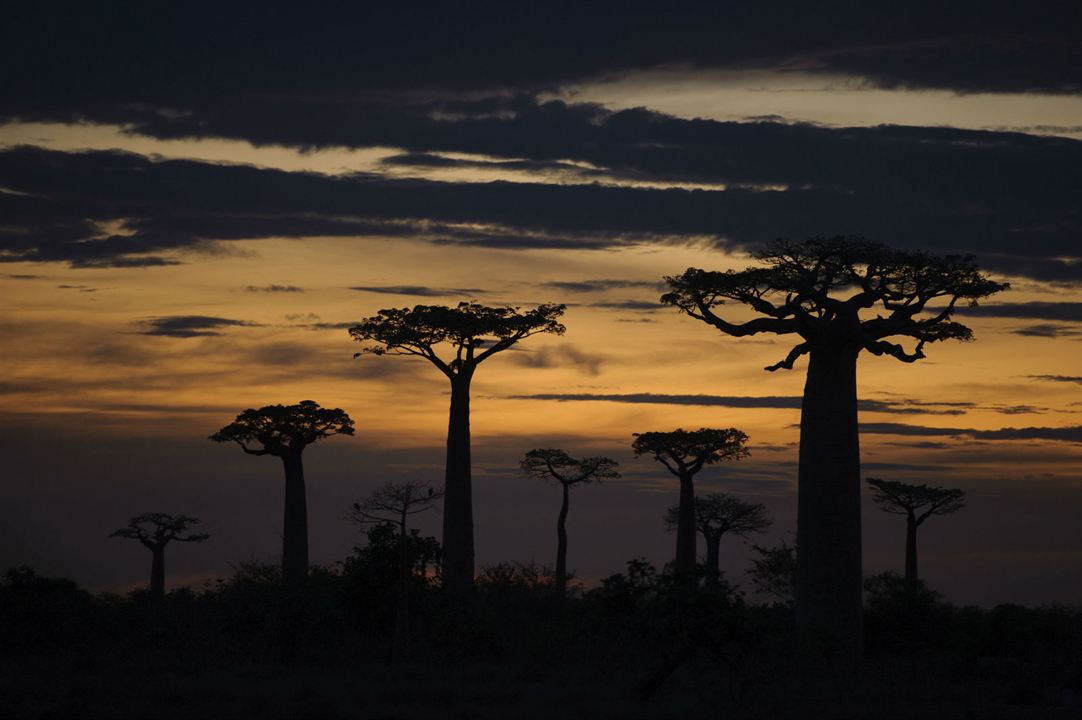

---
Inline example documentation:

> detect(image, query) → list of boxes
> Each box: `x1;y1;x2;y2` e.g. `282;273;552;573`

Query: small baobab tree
520;448;620;597
663;236;1006;660
632;428;749;581
210;400;354;583
110;513;209;598
865;477;966;584
665;492;770;590
350;301;566;592
348;480;444;662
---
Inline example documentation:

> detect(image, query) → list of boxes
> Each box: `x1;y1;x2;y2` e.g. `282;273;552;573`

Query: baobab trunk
675;470;697;580
704;533;721;590
443;373;475;593
150;544;165;599
555;482;570;597
905;513;918;583
795;343;863;662
281;453;309;583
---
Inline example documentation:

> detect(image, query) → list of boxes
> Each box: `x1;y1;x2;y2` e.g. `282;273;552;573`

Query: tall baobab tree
350;301;566;592
665;492;770;590
662;236;1007;660
865;477;965;584
110;513;209;599
632;428;749;580
520;448;619;597
349;480;444;662
210;400;354;583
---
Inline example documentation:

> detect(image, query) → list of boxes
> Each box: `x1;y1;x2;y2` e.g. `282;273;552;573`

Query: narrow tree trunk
442;373;474;593
149;544;165;599
795;344;863;663
905;513;918;583
281;453;309;583
674;469;697;581
555;481;570;597
704;532;722;591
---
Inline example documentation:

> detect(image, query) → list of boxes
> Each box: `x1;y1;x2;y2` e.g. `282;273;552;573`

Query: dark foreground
3;554;1079;720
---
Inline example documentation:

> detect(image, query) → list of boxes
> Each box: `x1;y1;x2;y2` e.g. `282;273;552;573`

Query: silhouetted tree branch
662;236;1006;661
520;448;619;597
350;302;565;592
210;400;354;583
110;513;208;599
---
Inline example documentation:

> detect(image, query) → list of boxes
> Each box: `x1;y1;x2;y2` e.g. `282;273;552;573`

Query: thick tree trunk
674;469;697;581
905;513;918;583
555;482;570;597
704;532;722;591
442;373;474;593
281;453;309;583
149;545;165;599
795;345;863;663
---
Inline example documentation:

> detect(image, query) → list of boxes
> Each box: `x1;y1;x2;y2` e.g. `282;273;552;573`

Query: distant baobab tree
520;448;620;597
349;480;444;662
632;428;749;581
665;492;770;590
350;301;566;593
663;236;1007;660
865;477;966;584
110;513;209;599
210;400;354;583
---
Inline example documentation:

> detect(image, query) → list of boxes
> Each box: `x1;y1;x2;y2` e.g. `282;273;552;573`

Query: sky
1;2;1080;606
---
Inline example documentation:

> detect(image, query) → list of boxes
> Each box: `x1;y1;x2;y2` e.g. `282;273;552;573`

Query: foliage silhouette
520;448;619;597
350;301;566;592
747;539;797;608
348;480;444;661
632;428;749;581
866;477;966;583
663;236;1008;661
209;400;354;583
110;513;209;599
664;492;769;590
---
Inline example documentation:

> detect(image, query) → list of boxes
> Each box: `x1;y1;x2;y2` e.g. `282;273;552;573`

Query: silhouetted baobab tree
632;428;749;580
110;513;209;599
665;492;770;590
866;477;965;584
210;400;354;583
349;480;444;662
520;448;620;597
350;302;566;592
663;237;1006;660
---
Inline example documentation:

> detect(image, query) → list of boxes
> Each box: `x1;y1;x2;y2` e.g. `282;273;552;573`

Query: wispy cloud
139;316;260;338
245;284;303;293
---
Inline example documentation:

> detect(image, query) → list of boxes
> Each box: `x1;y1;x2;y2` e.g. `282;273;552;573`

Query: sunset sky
2;3;1079;606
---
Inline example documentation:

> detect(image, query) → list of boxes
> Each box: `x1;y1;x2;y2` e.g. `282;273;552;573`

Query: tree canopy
349;301;567;378
110;513;209;547
661;236;1009;371
348;480;445;528
865;478;966;524
209;400;354;456
520;448;621;486
632;428;749;476
665;492;770;538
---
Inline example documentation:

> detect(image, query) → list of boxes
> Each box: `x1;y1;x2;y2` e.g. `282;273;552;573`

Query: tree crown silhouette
208;400;354;456
865;478;966;524
348;480;445;527
664;492;770;538
110;513;209;547
350;301;567;377
520;448;621;486
632;428;749;476
662;236;1009;371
